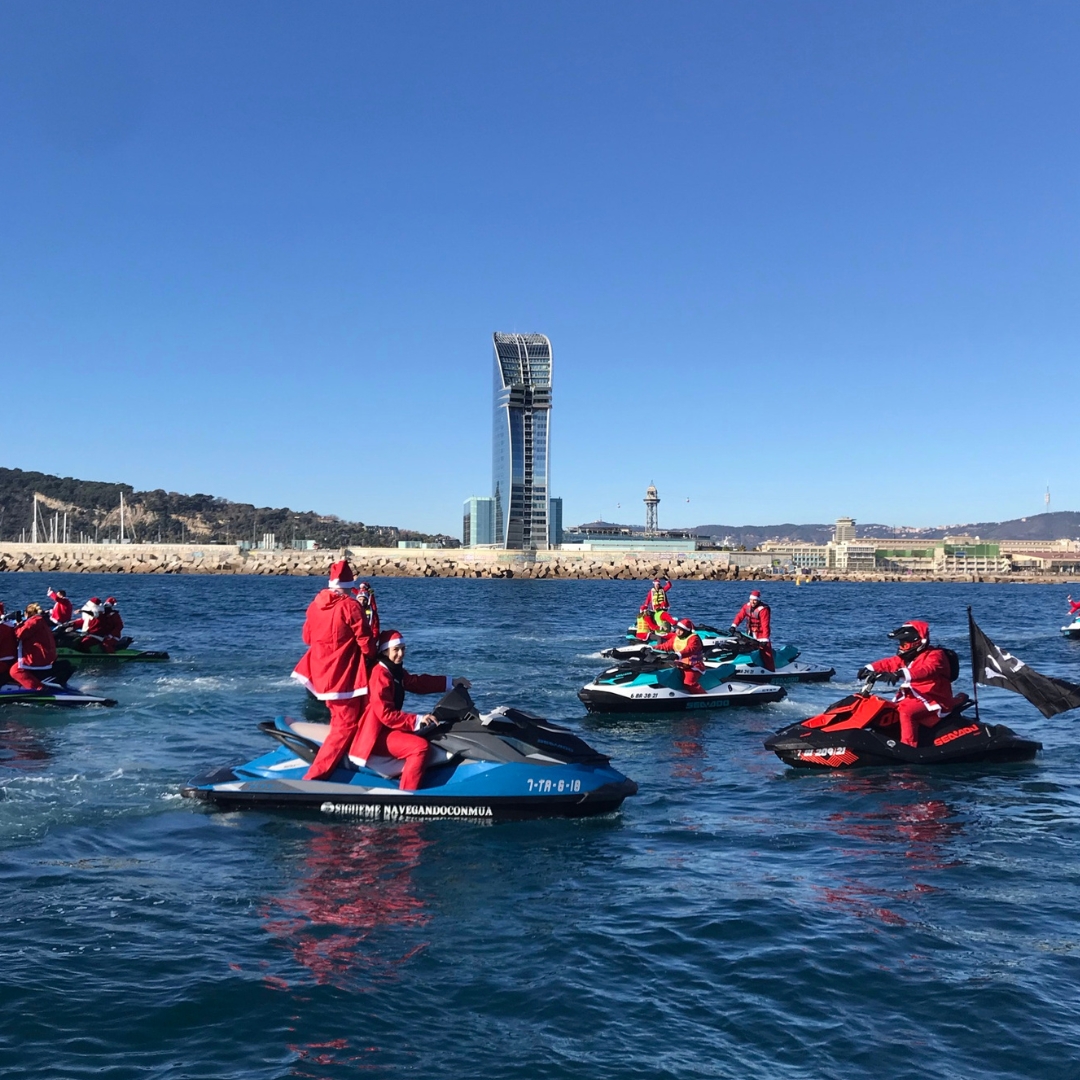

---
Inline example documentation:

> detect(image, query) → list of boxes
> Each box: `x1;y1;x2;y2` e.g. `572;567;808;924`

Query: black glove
881;671;901;686
856;667;875;681
728;626;739;635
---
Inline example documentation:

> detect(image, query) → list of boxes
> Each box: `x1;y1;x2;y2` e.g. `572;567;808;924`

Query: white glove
452;677;472;690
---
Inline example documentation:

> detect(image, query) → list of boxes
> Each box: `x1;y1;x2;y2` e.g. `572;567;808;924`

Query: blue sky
1;2;1077;535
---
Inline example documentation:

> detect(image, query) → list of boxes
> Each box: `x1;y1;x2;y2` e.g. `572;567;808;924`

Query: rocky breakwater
0;544;765;580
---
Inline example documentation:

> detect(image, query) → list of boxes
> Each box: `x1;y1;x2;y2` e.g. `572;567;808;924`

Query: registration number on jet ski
526;778;583;794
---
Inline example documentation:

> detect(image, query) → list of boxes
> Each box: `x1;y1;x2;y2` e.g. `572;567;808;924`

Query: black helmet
888;623;924;658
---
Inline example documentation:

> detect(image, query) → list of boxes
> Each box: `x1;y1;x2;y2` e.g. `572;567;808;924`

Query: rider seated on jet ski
47;588;73;627
0;604;17;687
10;603;58;691
348;629;472;790
99;598;124;648
654;618;708;694
729;590;775;672
634;604;665;640
857;620;958;748
72;598;117;653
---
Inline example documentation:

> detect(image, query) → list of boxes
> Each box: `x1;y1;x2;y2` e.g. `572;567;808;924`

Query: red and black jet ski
764;677;1040;770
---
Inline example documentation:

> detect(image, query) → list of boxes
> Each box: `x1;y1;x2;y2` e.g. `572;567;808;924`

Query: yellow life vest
651;586;668;611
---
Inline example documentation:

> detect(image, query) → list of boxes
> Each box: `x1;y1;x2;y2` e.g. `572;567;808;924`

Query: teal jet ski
1062;615;1080;640
608;629;834;684
579;657;786;714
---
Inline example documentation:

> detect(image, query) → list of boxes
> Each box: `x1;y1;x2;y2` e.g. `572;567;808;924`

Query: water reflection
0;718;51;774
261;822;431;992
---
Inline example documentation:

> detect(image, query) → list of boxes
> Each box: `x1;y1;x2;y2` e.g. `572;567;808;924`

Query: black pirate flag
969;609;1080;719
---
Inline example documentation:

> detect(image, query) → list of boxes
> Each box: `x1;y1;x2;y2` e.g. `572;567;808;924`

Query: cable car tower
644;484;660;537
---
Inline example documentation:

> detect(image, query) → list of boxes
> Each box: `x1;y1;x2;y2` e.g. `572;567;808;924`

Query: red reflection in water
671;717;707;782
0;720;51;773
813;782;965;925
260;822;431;993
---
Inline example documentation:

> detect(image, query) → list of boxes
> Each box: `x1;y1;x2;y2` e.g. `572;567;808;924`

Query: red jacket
16;615;57;669
0;621;16;662
645;581;671;612
868;647;957;713
291;590;376;700
732;602;771;641
350;658;449;764
100;610;124;639
656;631;706;673
48;591;73;624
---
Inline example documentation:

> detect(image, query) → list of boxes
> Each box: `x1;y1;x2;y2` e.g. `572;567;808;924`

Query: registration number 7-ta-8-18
526;778;582;794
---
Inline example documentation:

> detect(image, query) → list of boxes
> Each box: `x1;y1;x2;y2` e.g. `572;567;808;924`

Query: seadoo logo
934;724;981;747
320;801;493;819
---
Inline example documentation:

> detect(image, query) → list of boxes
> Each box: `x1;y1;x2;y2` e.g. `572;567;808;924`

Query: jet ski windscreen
432;685;481;724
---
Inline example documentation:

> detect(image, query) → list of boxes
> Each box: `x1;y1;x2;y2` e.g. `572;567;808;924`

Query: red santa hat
378;629;405;653
105;597;118;606
328;560;356;590
749;590;761;601
676;618;695;633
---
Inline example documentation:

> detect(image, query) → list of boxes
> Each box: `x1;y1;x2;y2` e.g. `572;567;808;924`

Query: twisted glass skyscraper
492;332;552;550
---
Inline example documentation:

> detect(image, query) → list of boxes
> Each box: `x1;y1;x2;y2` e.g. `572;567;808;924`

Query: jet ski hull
578;679;786;713
1061;621;1080;639
0;683;117;707
719;662;835;685
181;768;636;821
55;647;169;662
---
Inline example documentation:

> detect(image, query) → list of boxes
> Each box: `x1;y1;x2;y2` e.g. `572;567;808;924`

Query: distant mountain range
0;467;458;548
573;513;1080;547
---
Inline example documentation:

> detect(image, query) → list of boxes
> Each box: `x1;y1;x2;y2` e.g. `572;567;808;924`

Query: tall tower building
644;485;660;536
834;517;857;543
492;332;552;549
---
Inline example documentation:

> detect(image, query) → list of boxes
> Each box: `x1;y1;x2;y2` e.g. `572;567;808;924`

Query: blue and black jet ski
608;629;834;684
181;687;637;821
579;656;786;713
0;665;117;708
1061;615;1080;640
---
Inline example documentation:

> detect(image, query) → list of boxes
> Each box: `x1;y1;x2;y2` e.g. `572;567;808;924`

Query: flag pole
967;606;981;723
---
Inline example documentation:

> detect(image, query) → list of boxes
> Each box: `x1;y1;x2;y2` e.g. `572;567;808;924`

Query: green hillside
0;468;458;549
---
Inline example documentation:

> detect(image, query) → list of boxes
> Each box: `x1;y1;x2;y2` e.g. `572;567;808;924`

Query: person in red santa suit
349;630;471;791
47;588;73;627
0;604;17;687
10;603;58;691
858;620;958;747
98;598;124;652
292;560;378;781
356;582;380;639
1068;595;1080;617
730;589;775;671
654;618;708;694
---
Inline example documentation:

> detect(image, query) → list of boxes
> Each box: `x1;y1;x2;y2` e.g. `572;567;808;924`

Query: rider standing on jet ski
857;620;958;748
47;588;73;627
1069;595;1080;617
655;618;707;694
730;590;775;672
293;560;378;781
10;603;58;691
349;629;471;791
356;582;380;638
643;576;676;631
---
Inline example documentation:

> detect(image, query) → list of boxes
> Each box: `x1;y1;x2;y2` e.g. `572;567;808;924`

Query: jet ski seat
283;720;457;778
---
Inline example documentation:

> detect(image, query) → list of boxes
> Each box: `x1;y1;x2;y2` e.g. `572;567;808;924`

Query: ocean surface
1;574;1079;1080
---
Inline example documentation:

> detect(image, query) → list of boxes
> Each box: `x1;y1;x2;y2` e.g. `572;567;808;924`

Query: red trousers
366;727;431;791
896;699;938;747
681;667;706;694
756;643;776;672
303;698;365;780
9;662;47;691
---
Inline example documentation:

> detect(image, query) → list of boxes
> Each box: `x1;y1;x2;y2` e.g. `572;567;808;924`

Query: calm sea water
1;574;1079;1080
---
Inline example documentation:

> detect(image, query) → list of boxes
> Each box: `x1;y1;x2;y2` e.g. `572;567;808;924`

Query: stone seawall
0;543;1070;583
